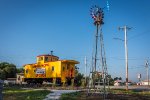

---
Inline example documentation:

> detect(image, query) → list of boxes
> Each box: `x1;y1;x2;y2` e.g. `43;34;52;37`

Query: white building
141;80;150;85
16;73;24;84
114;80;123;86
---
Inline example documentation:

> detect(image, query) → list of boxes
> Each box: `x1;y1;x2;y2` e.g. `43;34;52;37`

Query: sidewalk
43;90;80;100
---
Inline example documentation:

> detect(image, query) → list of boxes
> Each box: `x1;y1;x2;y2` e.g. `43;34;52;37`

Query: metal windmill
87;5;109;98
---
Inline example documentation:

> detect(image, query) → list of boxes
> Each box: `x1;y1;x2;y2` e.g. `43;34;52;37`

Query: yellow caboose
24;54;79;85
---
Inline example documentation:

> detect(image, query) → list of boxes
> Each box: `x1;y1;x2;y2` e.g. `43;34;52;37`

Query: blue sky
0;0;150;82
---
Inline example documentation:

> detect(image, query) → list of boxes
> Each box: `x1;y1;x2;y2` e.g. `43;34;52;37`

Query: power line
128;30;150;41
108;57;148;60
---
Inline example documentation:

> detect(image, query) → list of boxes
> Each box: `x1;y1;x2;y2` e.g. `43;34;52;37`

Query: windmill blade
106;0;110;11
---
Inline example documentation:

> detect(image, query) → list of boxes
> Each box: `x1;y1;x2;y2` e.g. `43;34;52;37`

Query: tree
74;66;84;86
0;62;9;69
114;77;122;81
107;75;114;85
0;70;6;80
118;77;122;80
0;62;17;80
74;73;84;86
17;67;24;73
114;77;118;81
4;66;16;78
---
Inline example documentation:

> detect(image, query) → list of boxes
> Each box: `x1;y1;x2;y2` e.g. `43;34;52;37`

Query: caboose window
52;66;54;71
26;70;28;73
45;57;48;62
63;66;65;71
38;57;43;61
67;64;70;69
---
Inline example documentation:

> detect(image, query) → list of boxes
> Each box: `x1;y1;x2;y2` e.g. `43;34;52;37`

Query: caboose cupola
37;54;59;64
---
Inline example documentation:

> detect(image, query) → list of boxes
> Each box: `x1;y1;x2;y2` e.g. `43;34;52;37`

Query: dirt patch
86;93;150;100
60;91;150;100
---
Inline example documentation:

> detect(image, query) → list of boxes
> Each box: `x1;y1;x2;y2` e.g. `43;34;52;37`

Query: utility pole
118;26;131;90
145;59;149;86
85;56;87;86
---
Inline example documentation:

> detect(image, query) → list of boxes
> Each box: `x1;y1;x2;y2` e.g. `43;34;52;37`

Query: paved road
110;85;150;91
43;90;80;100
95;85;150;90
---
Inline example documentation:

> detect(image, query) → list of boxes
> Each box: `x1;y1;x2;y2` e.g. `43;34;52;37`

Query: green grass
2;87;50;100
60;92;82;100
